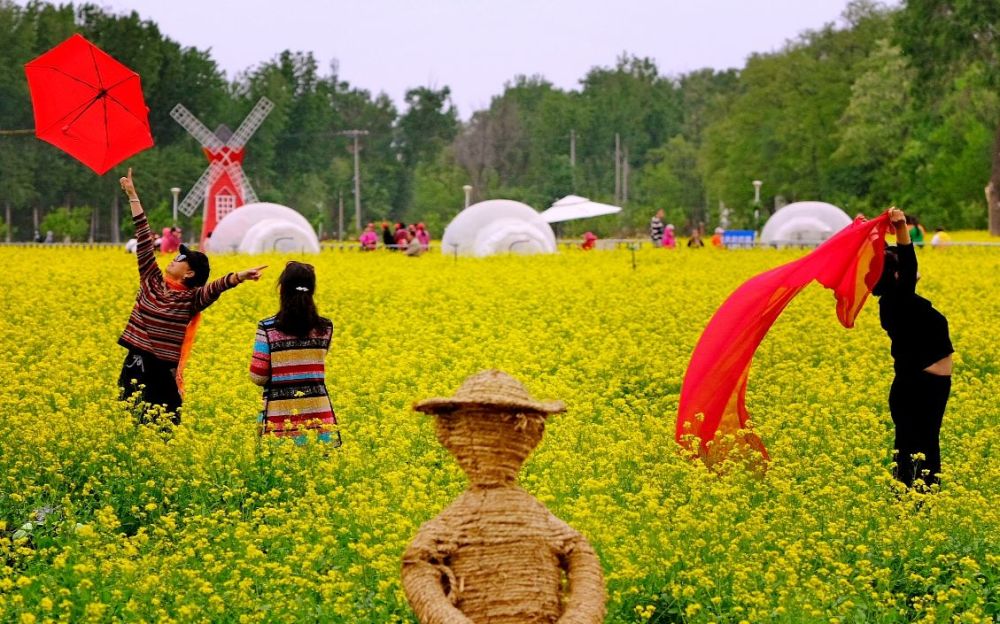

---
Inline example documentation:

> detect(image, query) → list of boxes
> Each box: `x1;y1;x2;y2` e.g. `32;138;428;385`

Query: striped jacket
250;316;339;440
118;213;236;364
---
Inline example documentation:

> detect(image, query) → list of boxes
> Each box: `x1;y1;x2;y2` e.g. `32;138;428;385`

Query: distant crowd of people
651;209;952;250
649;209;723;249
359;221;430;256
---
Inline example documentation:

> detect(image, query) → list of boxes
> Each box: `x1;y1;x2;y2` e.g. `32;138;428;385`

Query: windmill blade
170;104;224;150
227;97;274;149
225;163;259;205
177;162;224;216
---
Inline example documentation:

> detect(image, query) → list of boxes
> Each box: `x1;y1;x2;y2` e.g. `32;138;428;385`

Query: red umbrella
24;34;154;175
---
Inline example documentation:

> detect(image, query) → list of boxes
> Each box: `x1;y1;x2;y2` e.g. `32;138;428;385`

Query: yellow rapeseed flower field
0;243;997;623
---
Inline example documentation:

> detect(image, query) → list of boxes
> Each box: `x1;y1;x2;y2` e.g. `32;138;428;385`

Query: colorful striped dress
249;316;340;445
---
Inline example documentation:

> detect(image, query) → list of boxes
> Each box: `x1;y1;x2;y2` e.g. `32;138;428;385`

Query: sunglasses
173;254;187;263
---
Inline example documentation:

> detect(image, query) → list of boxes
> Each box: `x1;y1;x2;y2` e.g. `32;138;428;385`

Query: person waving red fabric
677;212;892;463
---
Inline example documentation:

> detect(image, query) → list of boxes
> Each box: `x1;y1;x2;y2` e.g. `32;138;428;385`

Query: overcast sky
95;0;888;117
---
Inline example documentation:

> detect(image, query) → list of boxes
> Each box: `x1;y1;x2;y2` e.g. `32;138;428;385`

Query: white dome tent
441;199;556;257
207;202;320;254
238;219;319;254
759;201;852;247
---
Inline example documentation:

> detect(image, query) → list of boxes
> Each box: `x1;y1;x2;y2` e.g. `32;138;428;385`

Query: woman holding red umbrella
117;168;266;425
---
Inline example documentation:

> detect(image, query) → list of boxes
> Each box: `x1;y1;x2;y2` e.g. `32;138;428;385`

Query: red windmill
170;98;274;246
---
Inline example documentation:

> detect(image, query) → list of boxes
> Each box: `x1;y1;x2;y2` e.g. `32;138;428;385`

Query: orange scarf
165;277;201;397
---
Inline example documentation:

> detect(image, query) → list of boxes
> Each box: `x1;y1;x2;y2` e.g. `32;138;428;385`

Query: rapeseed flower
0;245;996;622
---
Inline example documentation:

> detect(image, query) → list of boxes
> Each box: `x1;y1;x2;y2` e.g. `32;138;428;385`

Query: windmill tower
170;98;274;246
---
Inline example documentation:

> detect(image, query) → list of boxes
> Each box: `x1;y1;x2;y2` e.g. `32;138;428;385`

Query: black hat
178;244;210;287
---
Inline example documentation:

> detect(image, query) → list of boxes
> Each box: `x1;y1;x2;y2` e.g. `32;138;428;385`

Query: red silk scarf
676;214;891;462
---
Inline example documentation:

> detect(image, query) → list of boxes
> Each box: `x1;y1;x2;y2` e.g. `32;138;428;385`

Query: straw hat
414;370;566;415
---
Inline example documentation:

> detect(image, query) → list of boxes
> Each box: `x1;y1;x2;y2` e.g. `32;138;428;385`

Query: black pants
118;349;182;425
888;370;951;487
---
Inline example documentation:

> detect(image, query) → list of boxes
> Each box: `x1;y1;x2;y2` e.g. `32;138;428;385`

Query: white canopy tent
540;195;622;223
760;201;852;247
441;199;556;257
207;202;320;254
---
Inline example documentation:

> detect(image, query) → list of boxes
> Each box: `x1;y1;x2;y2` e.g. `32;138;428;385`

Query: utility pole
752;180;763;230
315;202;325;240
111;195;120;244
338;191;345;242
339;129;369;234
569;129;576;192
623;147;629;205
614;133;621;204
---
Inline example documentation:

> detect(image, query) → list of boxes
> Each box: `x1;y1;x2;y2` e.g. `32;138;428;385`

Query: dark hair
872;246;900;297
178;244;210;288
275;261;329;337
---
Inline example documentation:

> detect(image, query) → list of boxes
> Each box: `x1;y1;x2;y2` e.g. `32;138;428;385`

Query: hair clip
295;286;309;292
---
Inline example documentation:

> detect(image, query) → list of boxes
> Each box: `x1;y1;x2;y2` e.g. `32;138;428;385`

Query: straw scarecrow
402;370;606;624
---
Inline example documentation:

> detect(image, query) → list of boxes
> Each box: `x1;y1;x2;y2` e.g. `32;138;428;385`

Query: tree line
1;0;997;242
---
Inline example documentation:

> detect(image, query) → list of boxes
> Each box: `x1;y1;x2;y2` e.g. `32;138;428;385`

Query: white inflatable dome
760;201;852;246
207;202;318;254
441;199;556;257
238;219;321;254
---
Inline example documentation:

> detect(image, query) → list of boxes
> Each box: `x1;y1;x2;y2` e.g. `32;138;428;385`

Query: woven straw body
403;488;604;623
402;372;606;624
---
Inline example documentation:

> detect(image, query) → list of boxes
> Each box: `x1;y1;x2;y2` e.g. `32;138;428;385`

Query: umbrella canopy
25;34;154;175
540;195;622;223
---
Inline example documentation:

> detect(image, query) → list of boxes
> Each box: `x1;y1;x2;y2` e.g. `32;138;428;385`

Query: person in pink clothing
160;226;182;254
359;222;378;251
661;224;677;249
415;222;431;250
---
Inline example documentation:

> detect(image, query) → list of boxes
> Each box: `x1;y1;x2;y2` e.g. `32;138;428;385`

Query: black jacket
878;244;953;374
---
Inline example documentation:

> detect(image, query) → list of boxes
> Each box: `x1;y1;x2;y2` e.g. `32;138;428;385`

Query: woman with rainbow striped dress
250;261;341;445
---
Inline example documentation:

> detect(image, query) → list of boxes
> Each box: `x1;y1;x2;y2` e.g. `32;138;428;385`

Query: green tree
408;149;467;234
699;6;891;223
398;86;458;167
831;39;914;211
40;205;91;241
894;64;999;228
637;136;704;227
395;86;459;219
896;0;1000;233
